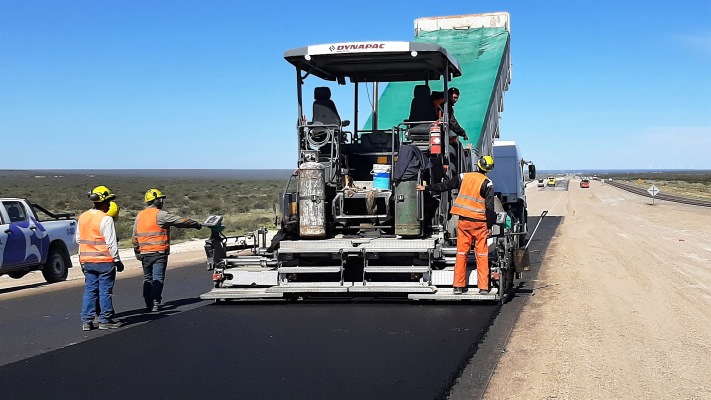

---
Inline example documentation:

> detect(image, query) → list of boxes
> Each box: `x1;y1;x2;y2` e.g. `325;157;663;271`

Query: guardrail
605;180;711;208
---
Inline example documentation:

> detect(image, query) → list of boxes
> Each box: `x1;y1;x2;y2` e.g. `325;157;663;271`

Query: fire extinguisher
429;123;442;154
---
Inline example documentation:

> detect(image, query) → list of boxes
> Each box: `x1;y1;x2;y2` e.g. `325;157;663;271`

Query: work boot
98;320;122;330
82;322;94;331
453;287;464;295
479;289;490;295
151;301;161;312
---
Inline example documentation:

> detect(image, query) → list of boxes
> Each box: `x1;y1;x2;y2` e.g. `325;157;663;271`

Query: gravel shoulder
485;179;711;399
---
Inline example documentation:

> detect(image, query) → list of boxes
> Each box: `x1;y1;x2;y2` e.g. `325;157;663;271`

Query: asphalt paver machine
202;12;536;302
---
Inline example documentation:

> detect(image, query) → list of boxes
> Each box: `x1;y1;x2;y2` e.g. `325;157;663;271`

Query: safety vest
135;208;170;254
78;210;113;263
451;172;488;220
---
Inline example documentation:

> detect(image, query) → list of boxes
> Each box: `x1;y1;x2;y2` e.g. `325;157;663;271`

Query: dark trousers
142;254;168;305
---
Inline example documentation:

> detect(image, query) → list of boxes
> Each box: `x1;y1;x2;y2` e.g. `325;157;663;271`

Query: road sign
647;185;660;205
647;185;660;197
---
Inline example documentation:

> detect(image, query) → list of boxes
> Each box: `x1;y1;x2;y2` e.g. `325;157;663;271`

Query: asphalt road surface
0;213;557;400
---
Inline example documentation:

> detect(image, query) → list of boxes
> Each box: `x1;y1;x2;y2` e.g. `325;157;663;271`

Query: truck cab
0;198;78;283
487;141;535;245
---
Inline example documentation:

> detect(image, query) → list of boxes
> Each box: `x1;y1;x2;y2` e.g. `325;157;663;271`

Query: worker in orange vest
418;156;496;294
77;185;124;331
94;197;120;320
132;189;203;312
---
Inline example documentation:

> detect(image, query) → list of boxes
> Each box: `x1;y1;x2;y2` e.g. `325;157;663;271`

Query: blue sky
1;0;709;170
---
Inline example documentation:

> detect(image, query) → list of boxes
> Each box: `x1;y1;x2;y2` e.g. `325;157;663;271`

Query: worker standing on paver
417;156;496;294
78;185;124;330
132;189;203;312
433;87;468;141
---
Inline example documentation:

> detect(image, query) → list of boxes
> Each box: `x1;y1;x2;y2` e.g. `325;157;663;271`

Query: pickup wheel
42;247;69;283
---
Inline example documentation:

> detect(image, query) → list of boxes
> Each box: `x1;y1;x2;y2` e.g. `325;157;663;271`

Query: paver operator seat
312;86;342;143
405;85;438;141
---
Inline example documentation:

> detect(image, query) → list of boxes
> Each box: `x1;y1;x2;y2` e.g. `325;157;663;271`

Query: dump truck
201;12;538;302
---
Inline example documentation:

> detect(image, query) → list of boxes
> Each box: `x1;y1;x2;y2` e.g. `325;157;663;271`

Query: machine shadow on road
502;215;562;305
114;297;205;325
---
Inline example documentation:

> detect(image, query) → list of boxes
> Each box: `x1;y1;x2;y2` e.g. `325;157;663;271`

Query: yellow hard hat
107;201;120;221
145;188;166;203
477;155;495;172
88;185;116;203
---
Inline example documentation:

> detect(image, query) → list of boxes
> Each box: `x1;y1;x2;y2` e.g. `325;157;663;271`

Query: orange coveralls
449;172;493;290
424;171;495;290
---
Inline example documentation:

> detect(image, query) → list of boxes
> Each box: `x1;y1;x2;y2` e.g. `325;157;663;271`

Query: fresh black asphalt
0;214;559;400
0;272;496;400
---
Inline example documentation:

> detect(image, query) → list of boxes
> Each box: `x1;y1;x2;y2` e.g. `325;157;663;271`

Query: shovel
513;210;548;274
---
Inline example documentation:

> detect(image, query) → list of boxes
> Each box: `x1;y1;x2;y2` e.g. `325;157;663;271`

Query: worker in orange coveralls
417;155;496;294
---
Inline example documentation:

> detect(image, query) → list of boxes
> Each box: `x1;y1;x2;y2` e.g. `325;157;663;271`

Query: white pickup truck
0;198;78;283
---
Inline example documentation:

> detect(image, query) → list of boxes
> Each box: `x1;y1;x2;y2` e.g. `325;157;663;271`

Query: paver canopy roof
284;41;461;82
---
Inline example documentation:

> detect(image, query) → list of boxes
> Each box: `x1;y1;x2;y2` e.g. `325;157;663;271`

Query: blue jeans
142;254;168;305
81;262;116;323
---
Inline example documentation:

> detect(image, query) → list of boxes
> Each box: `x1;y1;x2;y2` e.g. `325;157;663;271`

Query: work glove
114;260;125;272
461;132;468;141
196;224;203;230
135;253;144;261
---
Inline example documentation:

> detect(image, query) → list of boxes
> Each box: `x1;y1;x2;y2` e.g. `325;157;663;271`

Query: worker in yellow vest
418;156;496;294
77;185;124;331
132;189;203;312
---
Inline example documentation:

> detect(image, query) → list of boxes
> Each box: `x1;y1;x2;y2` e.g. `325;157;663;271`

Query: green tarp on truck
365;25;510;155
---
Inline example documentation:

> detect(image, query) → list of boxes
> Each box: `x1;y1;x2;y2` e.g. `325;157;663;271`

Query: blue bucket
372;164;391;190
373;172;390;190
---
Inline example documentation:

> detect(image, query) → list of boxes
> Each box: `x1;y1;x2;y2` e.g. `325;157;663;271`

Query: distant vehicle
0;198;78;283
580;179;590;188
537;178;545;187
592;175;599;180
547;176;556;187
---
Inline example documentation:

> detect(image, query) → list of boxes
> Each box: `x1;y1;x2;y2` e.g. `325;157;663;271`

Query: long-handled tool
513;210;548;277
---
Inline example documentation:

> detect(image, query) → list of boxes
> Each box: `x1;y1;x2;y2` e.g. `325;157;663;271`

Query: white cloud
675;32;711;57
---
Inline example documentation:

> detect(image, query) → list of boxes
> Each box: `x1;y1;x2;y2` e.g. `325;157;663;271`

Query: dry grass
594;171;711;201
0;171;284;246
635;180;711;201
